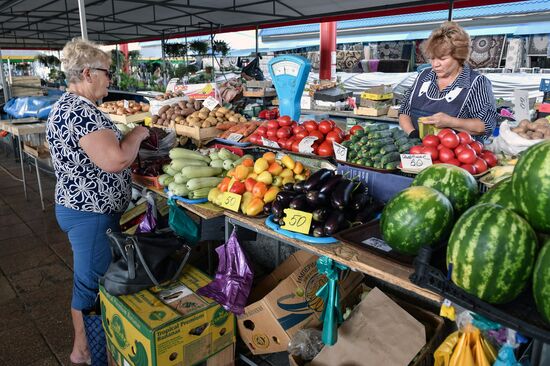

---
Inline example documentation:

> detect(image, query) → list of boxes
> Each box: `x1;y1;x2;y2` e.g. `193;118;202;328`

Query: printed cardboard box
237;251;363;355
100;266;235;366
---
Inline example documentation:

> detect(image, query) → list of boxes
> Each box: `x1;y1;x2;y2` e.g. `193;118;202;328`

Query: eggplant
282;182;295;191
263;202;273;215
350;192;370;212
319;174;343;196
354;199;384;224
293;180;306;193
276;191;296;208
305;190;328;207
325;211;345;236
271;201;284;218
330;179;354;211
303;168;333;191
312;207;330;222
278;217;286;226
313;226;326;237
289;194;308;211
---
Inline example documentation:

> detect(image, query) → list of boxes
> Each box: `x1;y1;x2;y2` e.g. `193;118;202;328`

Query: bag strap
131;237;161;287
125;241;136;280
170;245;191;283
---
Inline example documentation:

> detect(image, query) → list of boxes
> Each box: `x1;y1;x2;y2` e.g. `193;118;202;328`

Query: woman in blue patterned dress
46;38;149;365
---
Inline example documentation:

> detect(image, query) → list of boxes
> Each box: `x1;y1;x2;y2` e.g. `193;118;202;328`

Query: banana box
100;266;235;366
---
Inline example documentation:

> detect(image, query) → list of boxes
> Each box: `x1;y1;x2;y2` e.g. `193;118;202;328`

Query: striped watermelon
381;186;454;255
533;240;550;323
412;164;478;215
478;178;516;211
512;140;550;233
447;203;537;304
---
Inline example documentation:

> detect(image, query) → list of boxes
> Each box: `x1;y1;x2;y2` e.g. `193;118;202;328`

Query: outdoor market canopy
0;0;525;49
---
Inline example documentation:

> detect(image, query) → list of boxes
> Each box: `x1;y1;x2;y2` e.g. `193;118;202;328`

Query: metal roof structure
0;0;525;49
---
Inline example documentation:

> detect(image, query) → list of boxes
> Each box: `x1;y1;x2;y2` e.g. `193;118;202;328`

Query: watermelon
533;240;550;323
447;203;537;304
512;140;550;233
478;178;516;211
381;186;454;255
412;164;478;215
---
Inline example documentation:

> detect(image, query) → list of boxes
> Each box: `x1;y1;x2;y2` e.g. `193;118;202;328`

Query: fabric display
375;41;408;60
415;40;427;65
336;50;362;71
469;35;506;68
307;51;321;70
505;38;524;71
527;34;548;56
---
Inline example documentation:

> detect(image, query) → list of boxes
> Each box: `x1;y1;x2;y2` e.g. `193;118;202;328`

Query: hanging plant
46;55;60;67
213;40;230;56
189;40;209;56
34;54;49;66
128;50;141;66
163;43;187;58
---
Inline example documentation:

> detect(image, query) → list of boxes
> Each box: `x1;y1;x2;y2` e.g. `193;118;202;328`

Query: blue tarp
3;95;60;119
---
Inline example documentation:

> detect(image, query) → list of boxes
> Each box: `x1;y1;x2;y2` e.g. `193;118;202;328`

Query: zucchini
168;182;189;197
174;172;190;184
170;158;208;171
158;174;172;186
374;162;384;169
163;176;174;186
223;159;234;171
209;151;220;161
380;152;401;165
188;187;212;199
162;164;171;174
186;177;223;191
232;154;254;167
380;144;398;155
370;130;394;139
169;148;210;163
180;166;222;179
210;159;224;169
165;166;179;177
218;148;239;161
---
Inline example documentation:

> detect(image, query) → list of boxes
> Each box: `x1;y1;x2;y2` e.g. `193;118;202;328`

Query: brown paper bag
311;287;425;366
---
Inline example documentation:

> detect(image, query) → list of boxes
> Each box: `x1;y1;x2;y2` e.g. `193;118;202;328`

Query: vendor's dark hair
423;22;471;65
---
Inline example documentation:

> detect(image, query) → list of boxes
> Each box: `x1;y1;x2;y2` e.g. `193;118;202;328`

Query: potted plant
213;40;230;56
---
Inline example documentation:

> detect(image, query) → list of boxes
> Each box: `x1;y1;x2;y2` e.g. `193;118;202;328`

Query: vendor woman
399;22;498;141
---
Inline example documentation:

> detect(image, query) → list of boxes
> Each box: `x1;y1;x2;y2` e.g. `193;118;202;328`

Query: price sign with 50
281;208;313;235
221;192;242;212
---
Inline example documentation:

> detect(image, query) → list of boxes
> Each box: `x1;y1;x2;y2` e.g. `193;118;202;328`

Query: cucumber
394;136;409;146
367;137;394;148
180;166;222;179
372;154;382;162
186;177;223;191
380;152;401;165
364;123;389;132
380;144;398;155
169;148;210;162
385;161;400;170
392;128;407;139
370;130;394;139
398;142;415;153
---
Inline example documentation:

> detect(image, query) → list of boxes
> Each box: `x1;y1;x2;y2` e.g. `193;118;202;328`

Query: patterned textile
505;38;524;70
469;35;506;68
528;34;549;56
46;92;131;214
415;40;428;64
307;51;320;70
336;50;362;71
375;41;407;60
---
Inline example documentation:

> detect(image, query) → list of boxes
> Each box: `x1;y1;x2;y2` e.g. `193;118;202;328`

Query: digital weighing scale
268;55;311;121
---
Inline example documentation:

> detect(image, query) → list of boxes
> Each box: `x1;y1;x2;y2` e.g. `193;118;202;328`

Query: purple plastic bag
196;229;253;315
136;192;157;234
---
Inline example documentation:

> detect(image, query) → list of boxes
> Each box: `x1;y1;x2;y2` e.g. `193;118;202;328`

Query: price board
226;133;243;142
281;208;313;235
220;192;242;212
361;237;392;252
298;136;318;154
261;137;280;149
203;96;220;111
399;154;432;172
333;141;347;161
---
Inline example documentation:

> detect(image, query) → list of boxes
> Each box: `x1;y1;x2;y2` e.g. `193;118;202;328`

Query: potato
201;121;210;128
198;112;209;120
199;107;209;114
239;116;247;123
205;117;217;125
518;132;529;139
217;117;225;123
181;108;194;117
152;115;159;124
228;115;239;123
178;101;186;109
194;100;202;110
158;105;170;116
187;116;199;124
209;111;216;117
218;107;228;114
191;120;202;128
215;111;225;118
532;131;544;139
191;111;200;118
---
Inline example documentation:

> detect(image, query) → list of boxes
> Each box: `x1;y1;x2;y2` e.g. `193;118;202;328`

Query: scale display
268;55;311;121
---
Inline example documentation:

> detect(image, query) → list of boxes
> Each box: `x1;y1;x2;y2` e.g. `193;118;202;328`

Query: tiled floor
0;149;74;366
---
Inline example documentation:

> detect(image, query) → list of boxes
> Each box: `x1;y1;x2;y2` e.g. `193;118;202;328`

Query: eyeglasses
89;67;113;80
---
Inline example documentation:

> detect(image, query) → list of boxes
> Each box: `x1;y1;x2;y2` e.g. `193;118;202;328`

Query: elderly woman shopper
46;38;149;365
399;22;498;141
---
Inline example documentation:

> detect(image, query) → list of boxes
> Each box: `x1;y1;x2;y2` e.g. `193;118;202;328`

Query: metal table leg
17;137;28;200
34;156;45;211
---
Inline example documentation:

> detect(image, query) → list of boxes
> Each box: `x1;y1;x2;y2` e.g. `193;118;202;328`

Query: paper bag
311;287;425;366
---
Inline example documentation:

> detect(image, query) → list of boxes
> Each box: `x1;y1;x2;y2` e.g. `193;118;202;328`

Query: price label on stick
281;208;313;235
298;136;318;154
400;154;432;172
203;96;220;111
221;192;242;212
333;141;347;161
227;133;243;142
261;136;280;149
123;100;129;109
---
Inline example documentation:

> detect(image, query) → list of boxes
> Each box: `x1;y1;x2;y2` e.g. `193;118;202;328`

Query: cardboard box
387;106;400;119
100;266;236;366
359;98;392;109
361;85;393;101
243;87;276;97
354;106;389;117
237;251;363;355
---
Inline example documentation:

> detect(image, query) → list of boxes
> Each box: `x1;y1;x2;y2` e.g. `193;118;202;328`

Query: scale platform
313;88;353;103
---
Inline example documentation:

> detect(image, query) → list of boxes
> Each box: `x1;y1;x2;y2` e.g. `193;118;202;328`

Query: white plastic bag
487;121;544;155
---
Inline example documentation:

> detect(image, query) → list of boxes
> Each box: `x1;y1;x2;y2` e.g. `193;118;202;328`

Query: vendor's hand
133;126;150;141
421;112;455;129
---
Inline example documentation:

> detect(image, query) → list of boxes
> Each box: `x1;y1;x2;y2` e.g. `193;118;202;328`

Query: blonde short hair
422;22;471;65
61;38;110;83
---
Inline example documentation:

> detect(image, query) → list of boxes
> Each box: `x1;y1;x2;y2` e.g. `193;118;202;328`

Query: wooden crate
243;87;276;97
106;111;151;124
10;76;43;97
354;106;389;116
23;143;50;159
131;173;163;190
175;124;220;141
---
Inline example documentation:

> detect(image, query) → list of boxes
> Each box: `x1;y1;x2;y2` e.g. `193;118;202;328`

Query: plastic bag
196;229;253;315
434;331;459;366
139;128;176;160
486;121;544;155
435;324;495;366
288;329;324;361
167;199;199;245
3;96;60;119
241;57;264;81
494;344;521;366
449;328;475;366
136;192;157;233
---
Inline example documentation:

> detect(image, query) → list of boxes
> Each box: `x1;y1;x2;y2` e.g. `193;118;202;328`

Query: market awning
0;0;527;50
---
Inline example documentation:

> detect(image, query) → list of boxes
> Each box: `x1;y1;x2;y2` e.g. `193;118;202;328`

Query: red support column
319;22;336;81
120;43;129;74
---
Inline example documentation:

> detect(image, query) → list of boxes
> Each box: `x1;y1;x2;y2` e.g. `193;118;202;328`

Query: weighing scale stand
268;55;311;121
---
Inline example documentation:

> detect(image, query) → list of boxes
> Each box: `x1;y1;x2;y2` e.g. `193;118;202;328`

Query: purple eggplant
303;168;333;191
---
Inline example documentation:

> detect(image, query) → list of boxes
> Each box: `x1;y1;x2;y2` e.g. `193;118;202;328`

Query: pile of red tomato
409;129;498;174
248;116;345;156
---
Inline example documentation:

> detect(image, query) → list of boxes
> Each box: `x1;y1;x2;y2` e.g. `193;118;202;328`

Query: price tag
123;100;129;109
203;96;219;111
261;137;280;149
400;154;432;172
333;141;347;161
513;89;530;122
362;237;392;252
226;133;243;142
298;136;318;154
281;208;313;235
220;192;242;212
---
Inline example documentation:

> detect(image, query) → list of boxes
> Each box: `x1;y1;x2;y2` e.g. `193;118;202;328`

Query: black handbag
101;229;191;296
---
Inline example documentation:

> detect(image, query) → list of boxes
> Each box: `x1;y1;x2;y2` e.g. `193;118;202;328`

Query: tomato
317;141;334;156
318;121;333;135
447;158;461;167
276;127;291;139
277;115;292;126
440;132;460;149
349;125;364;135
308;130;325;141
457;146;477;164
291;139;301;152
266;128;278;140
409;145;424;154
326;119;336;128
255;126;267;137
295;130;309;140
437;144;445;150
457;131;474;145
473;158;488;174
303;121;318;132
454;144;467;155
293;125;306;135
469;141;483;155
267;120;279;130
332;127;344;137
312;142;320;155
325;131;343;144
481;150;498;167
281;138;293;150
422;134;440;148
290;121;298;128
461;164;477;175
422;146;439;161
433;160;442;164
249;134;260;145
438;128;455;138
438;147;455;163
